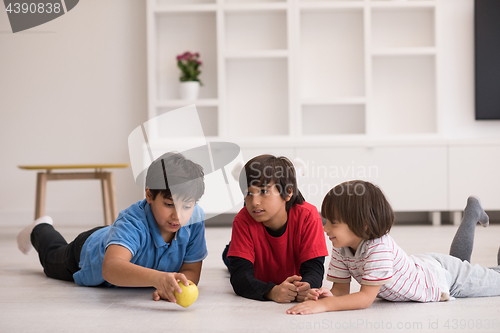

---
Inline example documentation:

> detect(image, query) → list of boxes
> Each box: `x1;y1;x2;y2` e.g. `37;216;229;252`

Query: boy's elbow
229;275;241;295
359;294;376;309
229;275;249;298
357;284;380;309
101;260;114;283
360;300;373;310
102;264;110;282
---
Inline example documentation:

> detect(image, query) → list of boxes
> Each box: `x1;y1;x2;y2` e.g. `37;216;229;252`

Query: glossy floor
1;224;499;333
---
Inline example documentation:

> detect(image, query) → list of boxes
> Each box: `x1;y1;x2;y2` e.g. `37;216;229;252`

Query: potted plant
177;51;203;100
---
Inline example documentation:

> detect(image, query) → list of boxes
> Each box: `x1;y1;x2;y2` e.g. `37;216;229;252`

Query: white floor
1;224;500;333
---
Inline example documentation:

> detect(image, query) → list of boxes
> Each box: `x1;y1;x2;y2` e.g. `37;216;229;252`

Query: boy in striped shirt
287;180;500;315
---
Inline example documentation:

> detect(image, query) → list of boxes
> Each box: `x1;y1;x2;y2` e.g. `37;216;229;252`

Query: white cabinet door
296;146;447;212
449;145;500;211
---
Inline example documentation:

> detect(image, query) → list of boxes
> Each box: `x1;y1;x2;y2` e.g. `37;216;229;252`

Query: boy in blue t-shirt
17;152;207;304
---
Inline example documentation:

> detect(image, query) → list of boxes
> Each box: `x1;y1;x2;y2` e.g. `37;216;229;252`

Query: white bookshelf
147;0;438;141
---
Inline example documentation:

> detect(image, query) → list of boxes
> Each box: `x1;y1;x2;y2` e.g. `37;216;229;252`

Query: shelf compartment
371;7;435;48
301;105;366;135
156;12;218;100
299;9;365;99
225;10;287;51
226;58;289;137
371;56;436;135
157;106;218;137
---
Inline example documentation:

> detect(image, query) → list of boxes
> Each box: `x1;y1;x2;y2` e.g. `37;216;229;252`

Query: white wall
439;0;500;138
0;0;147;226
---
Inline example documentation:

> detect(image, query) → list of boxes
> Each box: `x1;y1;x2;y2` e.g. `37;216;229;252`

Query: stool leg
35;172;47;219
107;172;118;224
101;173;111;226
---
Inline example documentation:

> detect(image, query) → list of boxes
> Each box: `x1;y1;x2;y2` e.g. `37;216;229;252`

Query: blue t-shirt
73;199;208;286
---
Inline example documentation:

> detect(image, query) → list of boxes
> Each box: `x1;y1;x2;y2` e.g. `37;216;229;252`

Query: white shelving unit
146;0;463;221
147;0;438;140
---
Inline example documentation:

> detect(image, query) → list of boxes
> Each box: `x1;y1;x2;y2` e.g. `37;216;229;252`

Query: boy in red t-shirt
225;154;328;303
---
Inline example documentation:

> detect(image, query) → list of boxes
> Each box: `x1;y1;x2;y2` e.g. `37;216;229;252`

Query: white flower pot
179;81;200;100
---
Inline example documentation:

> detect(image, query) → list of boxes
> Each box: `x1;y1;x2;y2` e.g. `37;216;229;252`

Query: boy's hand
286;299;329;315
266;275;301;303
293;281;311;302
306;287;333;301
152;272;190;303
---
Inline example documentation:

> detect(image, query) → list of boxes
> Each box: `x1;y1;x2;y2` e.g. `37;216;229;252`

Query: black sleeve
299;256;325;288
228;256;276;301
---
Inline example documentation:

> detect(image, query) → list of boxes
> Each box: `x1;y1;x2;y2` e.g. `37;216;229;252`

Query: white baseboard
0;210;105;228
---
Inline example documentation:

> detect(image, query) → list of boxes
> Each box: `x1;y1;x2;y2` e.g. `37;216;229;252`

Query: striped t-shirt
327;234;445;302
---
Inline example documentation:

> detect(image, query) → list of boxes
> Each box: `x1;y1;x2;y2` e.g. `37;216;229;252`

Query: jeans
31;223;105;282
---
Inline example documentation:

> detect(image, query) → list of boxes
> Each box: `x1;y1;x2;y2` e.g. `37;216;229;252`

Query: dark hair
239;154;304;212
145;152;205;202
321;180;394;240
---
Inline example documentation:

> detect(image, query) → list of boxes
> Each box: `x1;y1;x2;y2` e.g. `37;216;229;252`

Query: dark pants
31;223;105;282
222;242;231;268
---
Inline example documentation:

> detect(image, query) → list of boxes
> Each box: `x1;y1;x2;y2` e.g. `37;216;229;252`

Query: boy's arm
228;256;277;301
304;281;350;301
287;284;381;315
298;257;325;288
331;281;351;297
178;261;202;285
295;256;325;302
102;244;188;303
229;256;300;303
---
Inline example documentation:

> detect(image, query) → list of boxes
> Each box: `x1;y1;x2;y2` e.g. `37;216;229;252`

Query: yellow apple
174;280;199;308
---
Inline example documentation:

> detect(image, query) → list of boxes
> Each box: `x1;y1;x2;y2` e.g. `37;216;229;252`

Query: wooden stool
18;164;130;226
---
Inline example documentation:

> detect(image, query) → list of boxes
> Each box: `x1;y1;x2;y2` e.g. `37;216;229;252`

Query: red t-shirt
227;202;328;285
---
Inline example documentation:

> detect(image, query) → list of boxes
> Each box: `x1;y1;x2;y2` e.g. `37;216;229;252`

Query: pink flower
176;51;203;86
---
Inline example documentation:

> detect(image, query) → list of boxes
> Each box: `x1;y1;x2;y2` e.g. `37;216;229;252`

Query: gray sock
449;196;489;262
